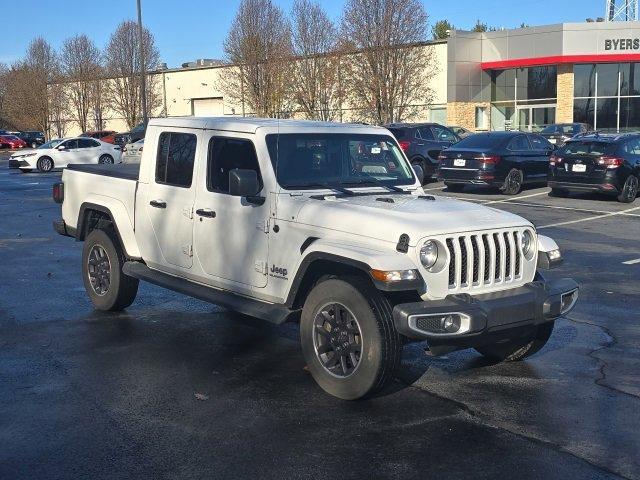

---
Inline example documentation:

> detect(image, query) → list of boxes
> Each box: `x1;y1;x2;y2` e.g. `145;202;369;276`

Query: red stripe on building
481;53;640;70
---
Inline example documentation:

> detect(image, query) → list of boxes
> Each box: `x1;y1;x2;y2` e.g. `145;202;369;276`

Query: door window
78;138;99;148
155;132;197;187
207;137;262;193
530;135;552;150
508;135;532;151
430;125;458;142
623;138;640;155
62;139;78;149
417;127;433;140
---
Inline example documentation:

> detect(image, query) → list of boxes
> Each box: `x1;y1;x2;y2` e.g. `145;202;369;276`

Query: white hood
290;192;532;245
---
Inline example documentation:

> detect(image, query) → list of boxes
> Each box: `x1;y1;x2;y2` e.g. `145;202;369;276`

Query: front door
143;131;198;269
193;135;269;288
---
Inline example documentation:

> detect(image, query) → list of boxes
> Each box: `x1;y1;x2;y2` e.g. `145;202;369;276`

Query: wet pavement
1;158;639;479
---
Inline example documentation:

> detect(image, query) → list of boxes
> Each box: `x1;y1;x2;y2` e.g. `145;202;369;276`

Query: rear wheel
475;321;555;361
300;277;401;400
502;169;523;195
36;156;53;173
549;187;569;198
618;174;638;203
445;182;465;192
82;228;138;311
98;154;114;164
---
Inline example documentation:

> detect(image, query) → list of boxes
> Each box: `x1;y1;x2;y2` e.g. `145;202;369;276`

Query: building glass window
619;97;640;131
574;64;596;97
573;98;595;127
491;69;516;102
475;106;487;129
596;64;619;97
517;66;557;100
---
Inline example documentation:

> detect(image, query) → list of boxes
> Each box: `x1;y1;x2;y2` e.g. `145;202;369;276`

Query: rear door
529;134;554;179
193;134;269;288
142;131;198;269
506;135;537;181
77;138;101;163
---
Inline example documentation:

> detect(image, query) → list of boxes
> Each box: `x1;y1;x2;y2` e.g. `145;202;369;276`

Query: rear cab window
155;132;197;187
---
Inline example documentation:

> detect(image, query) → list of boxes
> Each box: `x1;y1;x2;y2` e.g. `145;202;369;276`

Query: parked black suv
548;132;639;203
539;123;590;147
114;122;146;147
16;131;45;148
437;131;554;195
386;123;460;183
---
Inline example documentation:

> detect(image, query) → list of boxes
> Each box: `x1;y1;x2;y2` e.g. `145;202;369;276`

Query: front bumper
393;277;578;351
8;159;30;169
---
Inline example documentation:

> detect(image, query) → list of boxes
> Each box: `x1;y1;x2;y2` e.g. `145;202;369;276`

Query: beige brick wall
446;102;490;131
557;64;574;123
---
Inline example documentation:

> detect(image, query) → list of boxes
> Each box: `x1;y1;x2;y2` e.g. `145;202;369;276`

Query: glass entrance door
516;105;556;132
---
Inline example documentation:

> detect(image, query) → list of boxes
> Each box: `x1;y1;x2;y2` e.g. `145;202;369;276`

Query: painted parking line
622;258;640;265
496;201;640;218
538;205;640;229
484;190;549;204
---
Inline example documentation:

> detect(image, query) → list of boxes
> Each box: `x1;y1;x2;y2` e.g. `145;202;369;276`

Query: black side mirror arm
245;195;266;206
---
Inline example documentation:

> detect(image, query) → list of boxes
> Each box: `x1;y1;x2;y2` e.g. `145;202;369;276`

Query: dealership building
51;20;640;137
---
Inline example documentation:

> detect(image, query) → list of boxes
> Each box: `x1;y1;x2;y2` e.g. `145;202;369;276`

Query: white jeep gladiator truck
53;117;578;400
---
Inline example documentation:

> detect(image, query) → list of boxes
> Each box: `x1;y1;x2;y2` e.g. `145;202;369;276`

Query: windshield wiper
297;182;355;196
344;176;408;193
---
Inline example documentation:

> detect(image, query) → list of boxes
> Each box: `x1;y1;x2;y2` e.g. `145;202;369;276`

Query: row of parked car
386;121;637;204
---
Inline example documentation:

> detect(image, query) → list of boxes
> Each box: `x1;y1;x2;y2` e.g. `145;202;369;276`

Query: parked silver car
122;138;144;164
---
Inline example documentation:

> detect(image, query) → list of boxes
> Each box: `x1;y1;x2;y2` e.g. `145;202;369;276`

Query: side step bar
123;261;297;324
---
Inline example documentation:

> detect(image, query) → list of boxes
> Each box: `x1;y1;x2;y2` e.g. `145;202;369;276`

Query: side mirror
412;163;424;185
57;145;66;151
229;169;263;204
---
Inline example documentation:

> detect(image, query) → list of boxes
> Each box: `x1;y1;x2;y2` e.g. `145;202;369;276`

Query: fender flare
77;200;141;259
284;240;424;307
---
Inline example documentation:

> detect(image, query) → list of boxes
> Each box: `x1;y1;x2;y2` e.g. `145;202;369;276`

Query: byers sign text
604;38;640;50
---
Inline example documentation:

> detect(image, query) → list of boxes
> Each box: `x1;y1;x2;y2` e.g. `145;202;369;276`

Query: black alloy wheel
313;302;363;378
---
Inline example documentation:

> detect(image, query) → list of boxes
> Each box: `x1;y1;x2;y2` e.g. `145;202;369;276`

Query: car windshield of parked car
451;134;502;149
266;133;415;189
39;139;62;149
558;141;617;156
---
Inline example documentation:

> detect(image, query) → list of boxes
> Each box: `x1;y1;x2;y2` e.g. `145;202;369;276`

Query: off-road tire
445;182;465;192
36;156;53;173
300;276;401;400
82;228;138;311
502;168;523;195
475;320;555;362
618;174;638;203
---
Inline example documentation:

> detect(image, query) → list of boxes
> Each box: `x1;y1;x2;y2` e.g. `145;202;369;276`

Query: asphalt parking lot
1;154;639;480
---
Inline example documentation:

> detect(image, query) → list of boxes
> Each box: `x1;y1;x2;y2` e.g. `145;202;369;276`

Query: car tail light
475;155;501;165
398;141;410;152
549;155;562;165
52;182;64;204
597;156;623;169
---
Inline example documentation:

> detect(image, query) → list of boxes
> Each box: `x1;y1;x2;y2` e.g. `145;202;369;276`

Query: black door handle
149;200;166;208
196;208;216;218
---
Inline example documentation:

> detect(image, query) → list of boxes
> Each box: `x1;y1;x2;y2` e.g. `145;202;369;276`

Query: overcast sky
4;0;605;68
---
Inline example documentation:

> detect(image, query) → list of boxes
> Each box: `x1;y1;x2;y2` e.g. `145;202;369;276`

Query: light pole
137;0;148;125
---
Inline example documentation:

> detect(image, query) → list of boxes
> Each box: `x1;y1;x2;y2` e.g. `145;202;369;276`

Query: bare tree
105;20;160;129
48;81;69;138
219;0;293;117
0;63;8;128
60;35;102;132
290;0;342;121
341;0;436;124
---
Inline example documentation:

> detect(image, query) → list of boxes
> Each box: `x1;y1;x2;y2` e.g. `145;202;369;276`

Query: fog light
560;289;579;315
442;315;461;333
548;249;561;261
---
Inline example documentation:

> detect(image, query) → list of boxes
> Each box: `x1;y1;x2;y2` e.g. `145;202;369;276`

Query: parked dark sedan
386;123;460;183
539;123;590;147
437;131;554;195
548;133;639;203
16;130;45;148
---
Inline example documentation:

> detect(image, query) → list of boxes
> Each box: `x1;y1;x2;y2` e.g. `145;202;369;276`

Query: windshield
39;139;62;149
558;141;616;156
266;133;415;189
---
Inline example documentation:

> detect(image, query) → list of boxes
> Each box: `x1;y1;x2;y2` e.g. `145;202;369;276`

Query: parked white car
122;138;144;164
9;137;122;173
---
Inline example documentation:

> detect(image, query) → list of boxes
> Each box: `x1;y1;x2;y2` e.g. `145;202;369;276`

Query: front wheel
475;321;555;361
300;277;401;400
618;174;638;203
82;228;138;311
36;156;53;173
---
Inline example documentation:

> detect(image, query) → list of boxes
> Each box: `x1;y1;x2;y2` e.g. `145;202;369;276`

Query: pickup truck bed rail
67;163;140;180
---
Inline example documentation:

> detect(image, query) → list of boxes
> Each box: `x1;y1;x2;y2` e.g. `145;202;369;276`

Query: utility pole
137;0;148;124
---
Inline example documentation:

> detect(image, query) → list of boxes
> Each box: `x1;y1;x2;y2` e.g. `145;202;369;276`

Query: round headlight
522;230;534;256
419;240;438;269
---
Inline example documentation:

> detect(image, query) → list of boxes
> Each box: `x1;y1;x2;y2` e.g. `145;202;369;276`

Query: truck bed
67;163;140;180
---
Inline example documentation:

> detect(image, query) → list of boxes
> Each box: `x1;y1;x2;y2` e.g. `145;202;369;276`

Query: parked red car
81;130;117;144
0;135;27;149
